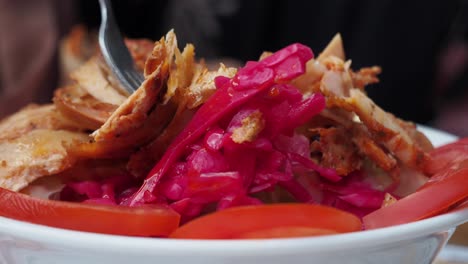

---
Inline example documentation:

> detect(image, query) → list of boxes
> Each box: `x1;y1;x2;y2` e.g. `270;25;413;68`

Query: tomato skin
0;187;180;236
425;138;468;175
363;168;468;229
237;227;337;239
170;204;362;239
454;199;468;211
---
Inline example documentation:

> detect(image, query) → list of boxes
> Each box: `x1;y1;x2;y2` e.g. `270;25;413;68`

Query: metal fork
98;0;144;94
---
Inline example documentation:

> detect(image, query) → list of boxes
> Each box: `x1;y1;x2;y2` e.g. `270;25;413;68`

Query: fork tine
98;0;144;94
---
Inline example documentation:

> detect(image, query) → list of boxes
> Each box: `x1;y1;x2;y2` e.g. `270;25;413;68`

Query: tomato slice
170;204;362;239
454;199;468;211
421;138;468;189
425;138;468;175
363;168;468;229
0;187;180;236
237;226;337;239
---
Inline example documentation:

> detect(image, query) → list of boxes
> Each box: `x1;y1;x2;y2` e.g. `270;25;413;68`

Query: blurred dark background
0;0;467;136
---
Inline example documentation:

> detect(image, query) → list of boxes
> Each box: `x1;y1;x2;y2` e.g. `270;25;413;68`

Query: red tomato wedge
0;187;180;236
419;139;468;190
425;138;468;175
363;167;468;229
237;227;337;239
170;204;362;239
454;199;468;211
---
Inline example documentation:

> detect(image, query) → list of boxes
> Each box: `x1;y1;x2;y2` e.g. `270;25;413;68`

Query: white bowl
0;126;466;264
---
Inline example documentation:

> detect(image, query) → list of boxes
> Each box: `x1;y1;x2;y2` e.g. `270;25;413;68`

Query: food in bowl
0;29;467;239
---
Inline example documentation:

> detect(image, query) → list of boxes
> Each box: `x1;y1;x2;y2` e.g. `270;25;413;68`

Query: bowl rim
0;125;466;256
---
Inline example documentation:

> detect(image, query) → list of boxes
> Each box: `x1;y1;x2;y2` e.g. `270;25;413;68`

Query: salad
0;29;466;239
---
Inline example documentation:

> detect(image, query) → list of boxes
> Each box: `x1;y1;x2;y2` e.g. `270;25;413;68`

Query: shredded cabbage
61;43;390;221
